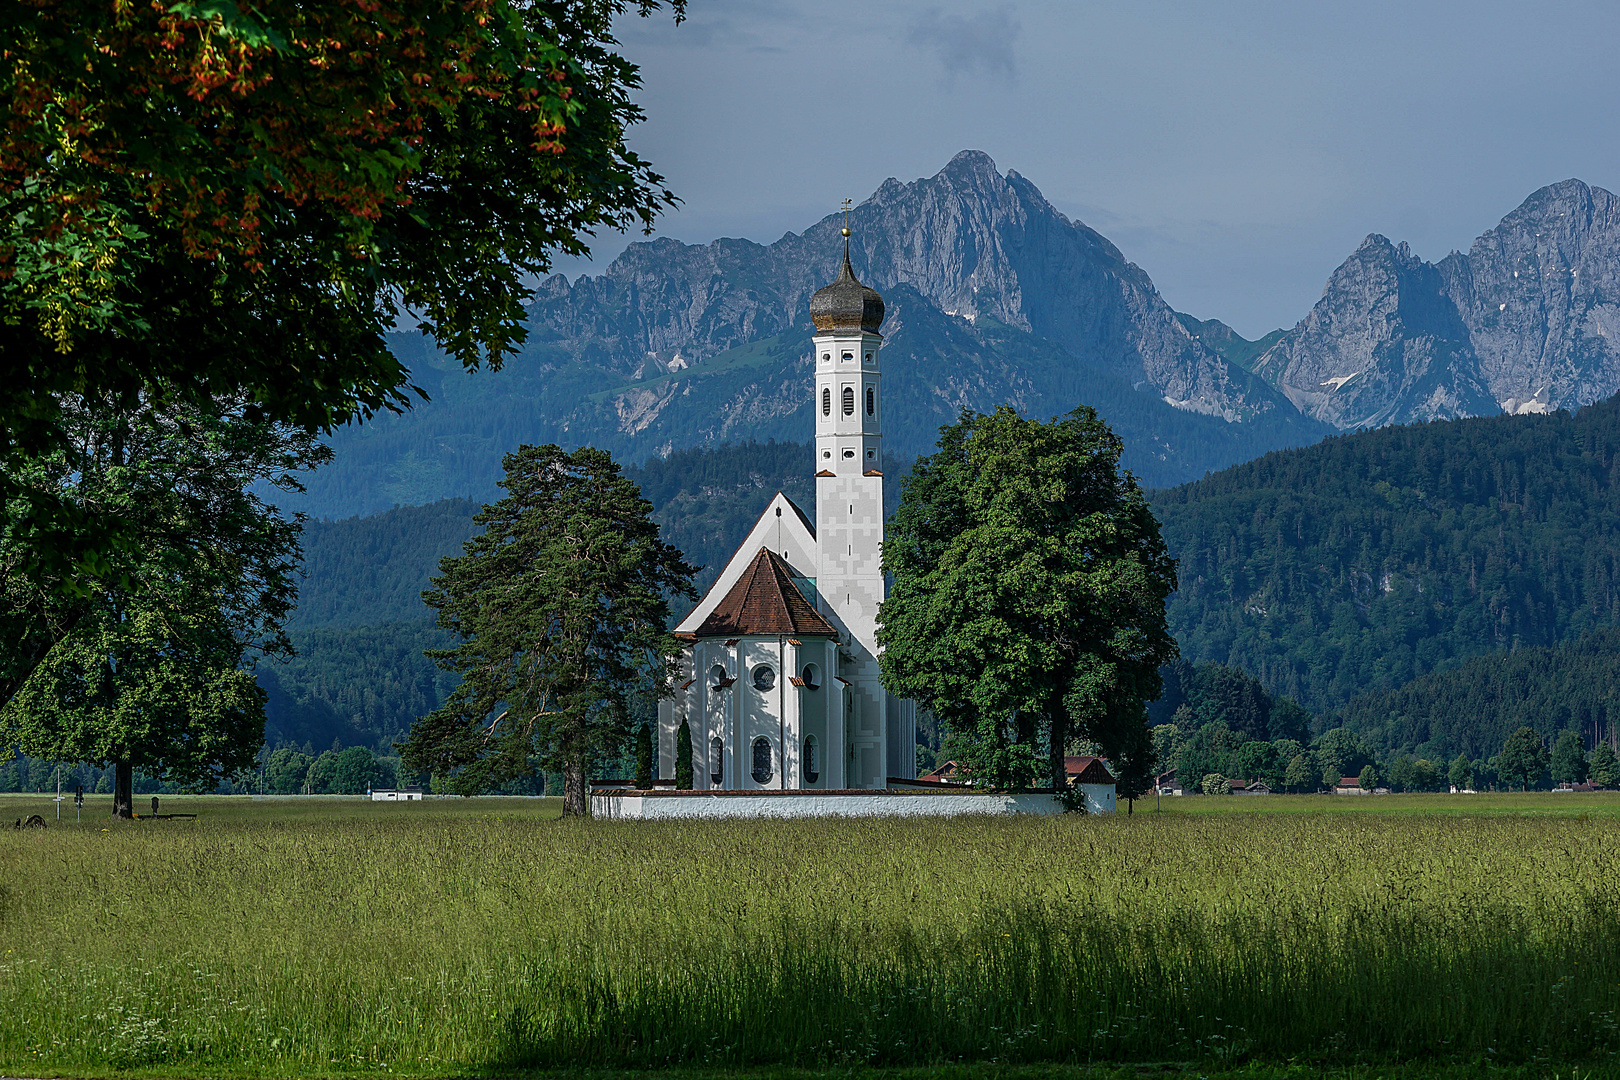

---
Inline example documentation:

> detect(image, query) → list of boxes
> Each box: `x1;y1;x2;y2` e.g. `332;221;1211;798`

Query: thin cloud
906;5;1020;86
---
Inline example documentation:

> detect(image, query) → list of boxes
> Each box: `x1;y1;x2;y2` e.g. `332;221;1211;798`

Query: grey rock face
527;150;1290;424
1442;179;1620;413
1254;237;1497;428
1256;179;1620;428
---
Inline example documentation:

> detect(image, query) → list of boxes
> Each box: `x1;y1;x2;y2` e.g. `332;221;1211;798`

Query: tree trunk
113;759;133;819
1049;712;1067;795
562;755;588;817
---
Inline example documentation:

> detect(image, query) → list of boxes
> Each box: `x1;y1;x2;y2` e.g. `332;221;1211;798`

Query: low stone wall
589;789;1084;820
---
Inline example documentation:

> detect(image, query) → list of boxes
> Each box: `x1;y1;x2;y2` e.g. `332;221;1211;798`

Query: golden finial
840;198;852;237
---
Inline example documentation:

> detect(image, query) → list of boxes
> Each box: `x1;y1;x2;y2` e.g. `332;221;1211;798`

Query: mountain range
286;155;1620;520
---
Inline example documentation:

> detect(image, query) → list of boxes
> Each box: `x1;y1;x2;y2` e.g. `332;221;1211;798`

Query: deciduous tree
0;398;322;815
1550;730;1589;785
879;406;1178;792
399;445;695;816
1448;752;1473;791
1590;742;1620;789
1496;726;1549;791
2;0;685;586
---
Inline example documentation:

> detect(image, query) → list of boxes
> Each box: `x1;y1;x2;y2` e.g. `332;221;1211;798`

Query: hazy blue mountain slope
1153;397;1620;717
281;152;1330;519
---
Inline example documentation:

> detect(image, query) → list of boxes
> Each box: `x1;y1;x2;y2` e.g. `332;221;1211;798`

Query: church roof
809;243;885;333
689;547;839;639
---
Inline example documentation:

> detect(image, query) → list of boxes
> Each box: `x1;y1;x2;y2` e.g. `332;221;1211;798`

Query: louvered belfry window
822;388;831;416
866;387;875;415
842;386;854;416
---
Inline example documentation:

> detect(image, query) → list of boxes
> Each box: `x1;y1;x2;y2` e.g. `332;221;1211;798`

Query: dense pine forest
1336;627;1620;761
1153;397;1620;717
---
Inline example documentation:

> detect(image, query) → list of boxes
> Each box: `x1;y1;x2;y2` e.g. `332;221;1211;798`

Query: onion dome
810;239;885;333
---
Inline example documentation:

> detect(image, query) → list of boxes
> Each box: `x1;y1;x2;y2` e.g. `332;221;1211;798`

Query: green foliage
1358;763;1380;793
1448;752;1474;791
1149;660;1312;744
1313;727;1377;783
258;621;460;752
1154;399;1620;719
1200;772;1231;795
633;723;652;790
674;718;693;790
880;406;1178;791
306;746;393;795
399;444;695;814
1385;755;1443;793
1283;753;1313;792
1550;730;1589;785
1335;628;1620;761
291;502;481;631
265;747;313;795
1496;726;1549;791
2;0;686;586
1591;742;1620;788
0;398;318;811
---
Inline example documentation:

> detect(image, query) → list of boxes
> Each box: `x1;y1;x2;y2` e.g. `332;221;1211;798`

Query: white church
655;236;918;791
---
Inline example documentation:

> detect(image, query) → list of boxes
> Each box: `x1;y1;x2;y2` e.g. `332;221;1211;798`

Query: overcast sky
550;0;1620;339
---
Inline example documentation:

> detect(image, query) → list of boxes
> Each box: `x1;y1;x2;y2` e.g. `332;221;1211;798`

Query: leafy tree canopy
2;0;683;582
878;405;1178;792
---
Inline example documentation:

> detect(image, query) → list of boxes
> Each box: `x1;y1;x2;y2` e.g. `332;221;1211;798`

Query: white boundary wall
590;789;1114;820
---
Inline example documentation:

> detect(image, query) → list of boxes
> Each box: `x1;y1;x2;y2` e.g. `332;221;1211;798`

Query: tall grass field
4;793;1620;1076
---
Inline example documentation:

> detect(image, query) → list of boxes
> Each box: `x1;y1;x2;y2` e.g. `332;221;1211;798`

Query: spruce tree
675;719;694;790
634;723;653;790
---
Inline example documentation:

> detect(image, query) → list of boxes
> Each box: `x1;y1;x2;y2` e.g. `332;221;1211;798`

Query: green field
4;793;1620;1078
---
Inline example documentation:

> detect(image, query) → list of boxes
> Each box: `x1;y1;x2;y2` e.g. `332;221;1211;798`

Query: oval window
866;387;875;415
752;664;776;691
801;663;820;690
710;737;724;786
708;664;727;687
822;387;831;416
842;386;854;416
804;735;819;784
821;352;831;363
751;737;773;784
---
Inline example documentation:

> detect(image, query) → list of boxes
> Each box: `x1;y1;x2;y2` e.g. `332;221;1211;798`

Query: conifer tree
400;445;695;816
675;719;694;790
634;723;653;790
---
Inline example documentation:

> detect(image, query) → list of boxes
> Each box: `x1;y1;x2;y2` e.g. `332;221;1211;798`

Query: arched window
822;388;831;416
801;663;820;690
804;735;820;784
708;664;727;687
710;737;724;786
752;664;776;691
866;387;875;415
751;737;773;784
842;386;854;416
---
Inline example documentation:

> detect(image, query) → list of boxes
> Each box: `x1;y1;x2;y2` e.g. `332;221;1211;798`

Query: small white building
369;788;424;802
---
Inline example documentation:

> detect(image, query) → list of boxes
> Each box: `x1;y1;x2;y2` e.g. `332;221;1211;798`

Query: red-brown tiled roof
1064;756;1116;785
691;548;839;639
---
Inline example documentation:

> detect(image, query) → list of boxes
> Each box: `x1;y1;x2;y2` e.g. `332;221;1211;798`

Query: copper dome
810;245;885;333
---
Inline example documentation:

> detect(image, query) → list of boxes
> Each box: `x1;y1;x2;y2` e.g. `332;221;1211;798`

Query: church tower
809;230;906;786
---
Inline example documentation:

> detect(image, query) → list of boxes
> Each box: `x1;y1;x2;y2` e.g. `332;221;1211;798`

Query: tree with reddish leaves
1;0;684;585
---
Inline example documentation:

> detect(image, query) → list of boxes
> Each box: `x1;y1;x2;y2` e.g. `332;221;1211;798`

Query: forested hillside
268;441;832;749
1337;627;1620;761
1154;397;1620;716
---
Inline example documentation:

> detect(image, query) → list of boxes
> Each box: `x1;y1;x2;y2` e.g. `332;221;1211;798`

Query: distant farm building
369;788;424;802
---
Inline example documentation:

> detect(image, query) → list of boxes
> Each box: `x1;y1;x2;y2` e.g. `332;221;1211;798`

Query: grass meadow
3;792;1620;1078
